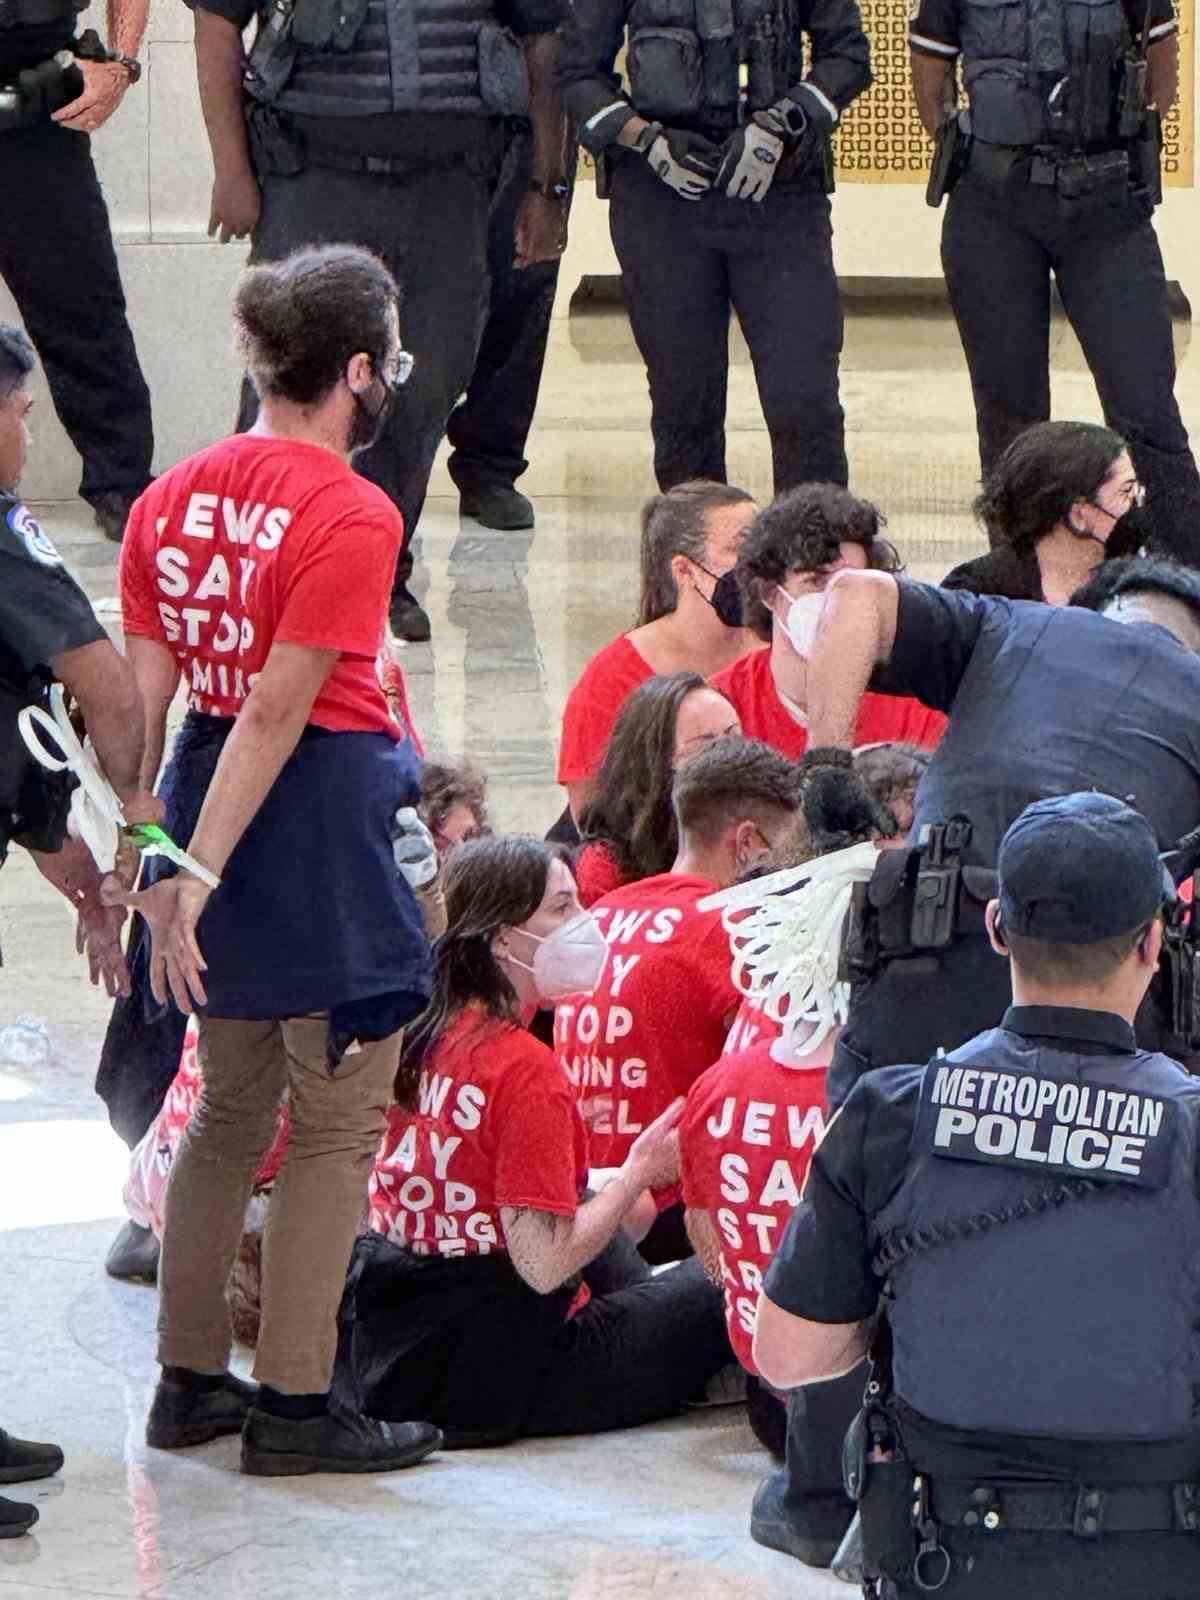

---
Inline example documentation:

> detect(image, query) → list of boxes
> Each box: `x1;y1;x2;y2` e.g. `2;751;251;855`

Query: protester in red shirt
332;835;730;1444
557;481;758;825
557;736;804;1262
575;671;740;906
111;246;439;1480
712;485;947;761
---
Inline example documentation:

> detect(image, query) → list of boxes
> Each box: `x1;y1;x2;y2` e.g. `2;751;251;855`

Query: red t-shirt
557;635;654;784
710;646;946;761
723;993;784;1057
120;434;404;737
368;1009;589;1256
681;1039;829;1375
575;840;632;908
555;872;740;1192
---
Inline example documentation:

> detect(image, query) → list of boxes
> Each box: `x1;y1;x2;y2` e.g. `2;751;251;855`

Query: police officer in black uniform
558;0;870;494
910;0;1200;562
190;0;566;641
789;557;1200;1107
0;322;153;1538
756;792;1200;1600
0;0;153;541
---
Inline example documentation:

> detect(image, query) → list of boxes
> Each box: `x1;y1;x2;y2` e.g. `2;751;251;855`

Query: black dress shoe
389;587;431;644
105;1220;160;1284
749;1469;847;1568
91;492;137;543
458;484;535;531
241;1406;442;1477
146;1372;258;1450
0;1495;37;1540
0;1428;63;1485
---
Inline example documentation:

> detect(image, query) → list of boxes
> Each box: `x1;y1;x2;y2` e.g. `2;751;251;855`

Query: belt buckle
1073;1486;1105;1538
364;154;392;175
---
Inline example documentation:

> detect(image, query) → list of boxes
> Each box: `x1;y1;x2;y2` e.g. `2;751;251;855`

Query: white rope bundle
699;842;880;1057
18;683;125;873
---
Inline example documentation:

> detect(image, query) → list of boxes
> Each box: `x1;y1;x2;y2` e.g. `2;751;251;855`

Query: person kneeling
333;836;732;1445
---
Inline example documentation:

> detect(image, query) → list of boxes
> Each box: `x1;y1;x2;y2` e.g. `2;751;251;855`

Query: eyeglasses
1094;478;1145;514
383;350;415;388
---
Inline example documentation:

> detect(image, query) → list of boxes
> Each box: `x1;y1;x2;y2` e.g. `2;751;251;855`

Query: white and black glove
716;100;807;202
633;119;722;201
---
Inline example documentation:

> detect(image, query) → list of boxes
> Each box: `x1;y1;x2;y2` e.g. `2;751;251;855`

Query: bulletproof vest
272;0;517;117
877;1029;1200;1439
624;0;806;132
960;0;1131;147
0;0;78;30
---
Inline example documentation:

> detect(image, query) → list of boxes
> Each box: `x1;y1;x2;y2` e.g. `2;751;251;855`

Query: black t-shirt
0;494;104;858
908;0;1177;59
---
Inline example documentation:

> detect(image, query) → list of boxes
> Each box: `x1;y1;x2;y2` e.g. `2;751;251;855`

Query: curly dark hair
0;323;35;402
235;244;400;405
973;421;1127;559
736;484;901;640
672;735;803;846
580;671;711;882
638;480;755;625
395;835;563;1105
420;759;489;840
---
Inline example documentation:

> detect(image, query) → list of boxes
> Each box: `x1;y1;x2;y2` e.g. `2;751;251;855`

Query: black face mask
348;369;403;455
693;561;744;628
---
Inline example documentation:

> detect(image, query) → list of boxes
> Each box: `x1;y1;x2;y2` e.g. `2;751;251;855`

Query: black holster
1159;884;1200;1056
245;102;306;176
841;818;979;982
1131;108;1163;207
926;110;971;207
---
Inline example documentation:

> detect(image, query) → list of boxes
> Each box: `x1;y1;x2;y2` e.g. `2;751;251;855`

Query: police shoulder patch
916;1060;1178;1188
4;501;62;568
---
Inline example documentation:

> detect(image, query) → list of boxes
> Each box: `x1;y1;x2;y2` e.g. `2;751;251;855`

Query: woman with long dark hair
943;422;1144;605
575;671;740;906
334;835;731;1446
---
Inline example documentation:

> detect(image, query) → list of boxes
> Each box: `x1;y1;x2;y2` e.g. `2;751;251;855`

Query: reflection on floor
3;340;1194;1596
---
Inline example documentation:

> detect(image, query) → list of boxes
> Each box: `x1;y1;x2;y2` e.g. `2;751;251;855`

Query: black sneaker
0;1495;37;1540
241;1406;442;1477
458;485;535;531
749;1469;847;1568
0;1427;63;1485
389;587;432;644
146;1373;258;1450
91;492;137;544
105;1220;160;1284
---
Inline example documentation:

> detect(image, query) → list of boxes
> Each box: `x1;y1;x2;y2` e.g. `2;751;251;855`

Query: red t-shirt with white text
723;993;784;1056
710;646;946;762
120;434;404;736
681;1039;829;1374
368;1009;589;1257
555;872;740;1192
557;635;654;784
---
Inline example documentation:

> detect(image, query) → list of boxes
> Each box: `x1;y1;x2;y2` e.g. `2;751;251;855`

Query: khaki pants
157;1014;400;1394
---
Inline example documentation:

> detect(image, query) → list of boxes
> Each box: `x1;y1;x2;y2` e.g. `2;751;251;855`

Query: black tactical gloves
632;120;722;200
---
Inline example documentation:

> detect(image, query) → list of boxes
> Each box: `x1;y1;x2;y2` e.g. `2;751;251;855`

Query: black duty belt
929;1477;1200;1537
305;145;420;175
969;141;1129;185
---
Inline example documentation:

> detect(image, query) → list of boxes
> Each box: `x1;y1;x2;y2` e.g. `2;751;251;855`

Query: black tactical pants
0;121;153;508
942;166;1200;563
240;139;497;592
445;130;578;498
609;153;848;492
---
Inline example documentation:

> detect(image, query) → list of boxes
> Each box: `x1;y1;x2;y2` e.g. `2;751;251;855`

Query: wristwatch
109;51;142;83
528;177;570;201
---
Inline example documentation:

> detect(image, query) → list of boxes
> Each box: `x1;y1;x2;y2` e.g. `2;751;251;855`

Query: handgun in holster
911;818;971;947
839;817;973;982
244;0;298;105
1157;824;1200;1057
1131;106;1163;207
926;107;971;207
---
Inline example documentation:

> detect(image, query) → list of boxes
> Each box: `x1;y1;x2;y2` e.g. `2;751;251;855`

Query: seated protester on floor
853;741;930;842
713;486;947;761
420;758;490;856
575;672;741;906
556;481;758;831
332;835;731;1446
557;737;804;1265
942;422;1146;606
754;794;1200;1600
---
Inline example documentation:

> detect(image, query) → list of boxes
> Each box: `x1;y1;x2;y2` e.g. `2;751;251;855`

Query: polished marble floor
2;332;1195;1597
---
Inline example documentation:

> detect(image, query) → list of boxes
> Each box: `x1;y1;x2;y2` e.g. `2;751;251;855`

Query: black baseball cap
998;792;1172;942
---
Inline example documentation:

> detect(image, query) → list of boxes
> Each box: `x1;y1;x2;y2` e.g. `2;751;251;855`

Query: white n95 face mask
777;590;826;658
507;910;610;1000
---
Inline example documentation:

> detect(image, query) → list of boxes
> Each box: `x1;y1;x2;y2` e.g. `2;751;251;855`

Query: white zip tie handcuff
18;684;221;889
699;841;880;1058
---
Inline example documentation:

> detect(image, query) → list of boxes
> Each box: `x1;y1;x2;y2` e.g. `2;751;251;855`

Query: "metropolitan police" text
929;1064;1166;1179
